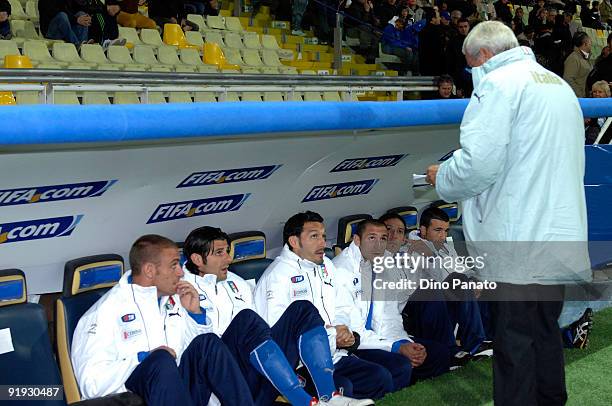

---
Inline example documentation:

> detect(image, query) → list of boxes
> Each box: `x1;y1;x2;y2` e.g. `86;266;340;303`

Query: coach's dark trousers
490;284;566;406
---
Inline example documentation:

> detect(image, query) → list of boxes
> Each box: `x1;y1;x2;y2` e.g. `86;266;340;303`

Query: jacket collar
480;46;535;76
280;244;321;268
120;270;160;298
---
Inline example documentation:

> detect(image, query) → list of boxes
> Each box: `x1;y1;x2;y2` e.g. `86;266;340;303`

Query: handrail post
333;12;343;71
233;0;241;17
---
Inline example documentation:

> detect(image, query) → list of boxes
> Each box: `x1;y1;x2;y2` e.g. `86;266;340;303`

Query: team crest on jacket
291;275;304;283
319;265;329;278
199;293;207;302
121;313;136;323
164;296;176;310
227;281;239;293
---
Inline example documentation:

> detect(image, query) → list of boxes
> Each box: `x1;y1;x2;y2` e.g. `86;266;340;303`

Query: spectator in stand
494;0;513;24
546;7;559;25
405;0;425;21
377;0;400;28
434;74;459;98
291;0;309;36
419;7;446;75
564;31;594;97
88;0;126;49
532;7;549;30
553;12;573;57
601;0;612;26
346;0;380;63
0;0;11;40
535;21;564;74
585;81;611;144
446;17;471;96
466;0;496;25
513;15;525;35
581;0;604;28
529;0;546;26
381;16;420;74
184;0;219;16
117;0;156;29
440;11;456;43
517;24;535;47
450;9;462;28
148;0;198;33
39;0;92;47
514;6;525;24
586;32;612;90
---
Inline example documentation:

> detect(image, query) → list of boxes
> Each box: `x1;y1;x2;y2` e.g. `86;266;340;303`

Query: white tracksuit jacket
71;271;212;399
333;242;412;353
254;245;347;363
183;270;254;336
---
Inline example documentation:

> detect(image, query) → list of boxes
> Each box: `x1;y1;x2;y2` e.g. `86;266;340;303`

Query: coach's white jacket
254;245;347;363
333;242;412;353
183;270;254;336
436;46;590;285
71;271;212;399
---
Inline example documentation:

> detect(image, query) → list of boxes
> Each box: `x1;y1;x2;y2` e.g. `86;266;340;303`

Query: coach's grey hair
462;21;519;58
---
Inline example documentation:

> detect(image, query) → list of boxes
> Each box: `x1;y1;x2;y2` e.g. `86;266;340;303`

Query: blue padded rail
0;98;609;145
78;264;122;290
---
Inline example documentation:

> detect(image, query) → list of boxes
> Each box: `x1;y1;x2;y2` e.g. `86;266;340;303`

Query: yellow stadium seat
179;48;218;73
194;91;217;102
82;92;111;105
0;92;16;105
3;54;32;68
162;24;199;49
107;46;149;71
206;15;226;30
23;40;68;68
0;40;21;62
53;92;80;105
140;28;165;48
52;43;97;69
80;44;124;70
185;31;205;48
168;92;193;103
113;92;141;104
203;42;240;70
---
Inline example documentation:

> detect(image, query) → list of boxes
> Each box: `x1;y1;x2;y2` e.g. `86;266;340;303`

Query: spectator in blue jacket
381;16;424;74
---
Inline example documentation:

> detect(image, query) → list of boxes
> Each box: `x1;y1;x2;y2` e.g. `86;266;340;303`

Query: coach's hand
176;281;201;314
426;165;439;186
399;342;427;367
335;325;355;347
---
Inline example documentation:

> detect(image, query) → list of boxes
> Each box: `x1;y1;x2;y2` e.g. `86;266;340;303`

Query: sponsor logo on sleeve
177;165;282;188
0;180;117;207
0;215;83;245
147;194;250;224
302;180;378;203
331;155;406;172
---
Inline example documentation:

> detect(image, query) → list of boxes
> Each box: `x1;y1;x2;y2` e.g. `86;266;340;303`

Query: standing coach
425;21;591;406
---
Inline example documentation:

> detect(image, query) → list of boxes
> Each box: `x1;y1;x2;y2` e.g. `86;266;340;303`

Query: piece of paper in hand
413;174;430;187
0;328;15;355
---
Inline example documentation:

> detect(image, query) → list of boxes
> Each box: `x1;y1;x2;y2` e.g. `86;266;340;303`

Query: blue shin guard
298;326;336;399
249;339;313;406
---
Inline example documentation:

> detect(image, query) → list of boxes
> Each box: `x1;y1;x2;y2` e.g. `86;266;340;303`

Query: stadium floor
378;307;612;406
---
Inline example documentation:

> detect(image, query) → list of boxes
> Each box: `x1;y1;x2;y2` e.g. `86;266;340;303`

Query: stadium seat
223;47;248;66
336;214;373;248
140;28;165;48
303;91;323;102
243;34;262;49
205;31;227;48
224;91;241;101
186;14;208;34
106;45;149;71
179;48;218;73
228;231;273;284
168;91;193;103
194;91;217;102
261;35;294;60
113;91;141;104
9;19;40;46
224;32;244;49
241;92;263;101
82;92;111;105
225;16;245;32
23;40;68;68
15;91;39;104
118;27;143;46
261;49;297;73
0;269;64;406
7;0;28;19
322;91;342;102
25;0;38;23
0;91;16;105
263;91;283;101
0;39;20;62
162;23;199;49
184;31;205;48
385;206;418;231
52;43;97;69
53;92;80;104
55;255;143;405
206;15;226;30
203;42;240;70
158;45;197;72
79;44;124;70
146;92;167;103
133;45;173;72
241;48;264;67
260;66;280;74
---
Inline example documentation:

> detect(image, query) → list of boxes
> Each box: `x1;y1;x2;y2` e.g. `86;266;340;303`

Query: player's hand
152;345;176;359
335;325;355;347
426;164;439;186
399;342;427;367
176;281;201;314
